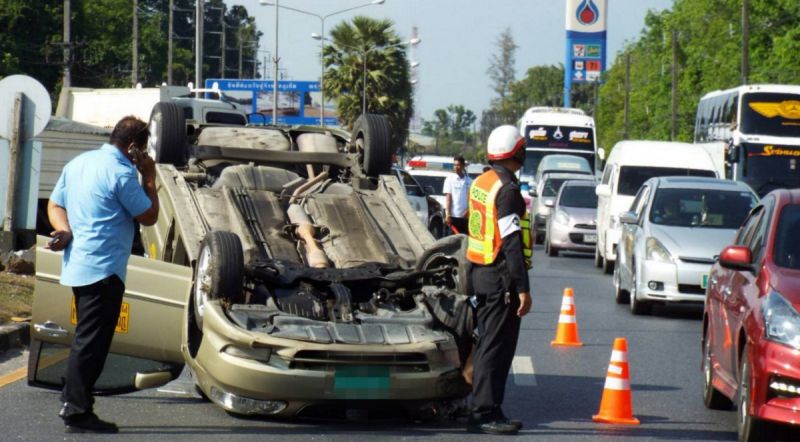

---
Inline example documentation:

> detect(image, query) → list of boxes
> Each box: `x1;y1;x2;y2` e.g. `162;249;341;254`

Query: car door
29;235;192;393
619;185;650;288
714;206;765;382
397;170;428;226
597;164;616;255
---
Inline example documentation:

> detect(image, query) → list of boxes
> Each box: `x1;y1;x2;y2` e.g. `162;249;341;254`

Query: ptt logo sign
576;0;600;25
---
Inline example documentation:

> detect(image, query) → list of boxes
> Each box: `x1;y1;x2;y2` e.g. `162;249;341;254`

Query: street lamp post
262;0;384;126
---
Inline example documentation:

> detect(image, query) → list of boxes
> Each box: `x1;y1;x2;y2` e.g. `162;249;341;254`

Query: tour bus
518;107;603;189
694;84;800;196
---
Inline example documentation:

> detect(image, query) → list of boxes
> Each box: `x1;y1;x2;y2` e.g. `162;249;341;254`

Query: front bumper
637;260;710;303
186;303;468;416
549;222;596;252
751;338;800;426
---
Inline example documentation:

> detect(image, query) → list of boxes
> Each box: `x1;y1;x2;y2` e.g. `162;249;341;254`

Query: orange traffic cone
551;287;583;347
592;337;640;425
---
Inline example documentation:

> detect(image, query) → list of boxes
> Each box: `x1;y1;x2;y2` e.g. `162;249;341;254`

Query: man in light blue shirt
47;116;159;433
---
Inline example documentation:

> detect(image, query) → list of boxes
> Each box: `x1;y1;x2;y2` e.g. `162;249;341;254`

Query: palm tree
323;16;414;149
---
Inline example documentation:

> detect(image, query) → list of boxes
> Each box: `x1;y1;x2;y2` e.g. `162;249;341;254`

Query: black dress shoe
467;419;519;435
503;417;523;430
64;413;119;434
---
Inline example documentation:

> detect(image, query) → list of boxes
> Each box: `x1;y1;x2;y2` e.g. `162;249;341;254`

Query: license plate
71;297;129;334
584;233;597;244
701;274;709;289
334;366;390;391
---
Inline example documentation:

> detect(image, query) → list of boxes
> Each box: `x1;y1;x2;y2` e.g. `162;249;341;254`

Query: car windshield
559;185;598;208
542;178;569;197
774;204;800;270
649;188;757;228
617;166;717;196
411;175;447;194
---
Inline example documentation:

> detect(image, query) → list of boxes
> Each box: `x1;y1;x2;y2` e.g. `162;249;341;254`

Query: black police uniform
469;163;530;423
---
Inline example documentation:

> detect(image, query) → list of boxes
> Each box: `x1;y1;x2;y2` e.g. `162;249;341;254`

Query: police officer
465;125;532;434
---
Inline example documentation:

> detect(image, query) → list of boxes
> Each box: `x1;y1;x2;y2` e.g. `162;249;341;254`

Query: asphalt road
0;245;743;441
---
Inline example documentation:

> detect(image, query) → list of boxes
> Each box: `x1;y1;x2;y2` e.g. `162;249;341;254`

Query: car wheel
703;327;732;410
193;231;244;330
352;114;392;177
546;234;558;257
429;218;444;239
630;266;650;315
147;101;187;166
602;256;614;275
416;235;471;295
613;261;630;304
737;343;772;442
594;245;603;268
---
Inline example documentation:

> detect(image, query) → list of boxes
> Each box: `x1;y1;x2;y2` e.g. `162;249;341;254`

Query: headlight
763;291;800;350
223;345;272;363
609;214;619;230
554;209;570;225
645;237;672;262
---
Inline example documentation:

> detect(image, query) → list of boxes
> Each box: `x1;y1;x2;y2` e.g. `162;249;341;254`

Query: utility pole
220;7;226;79
252;40;258;79
63;0;71;88
168;0;173;84
195;0;204;95
741;0;749;85
272;1;280;124
623;52;630;140
238;33;243;78
132;0;139;86
671;29;678;141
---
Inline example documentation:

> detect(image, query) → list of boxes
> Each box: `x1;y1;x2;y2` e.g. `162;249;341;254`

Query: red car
702;188;800;441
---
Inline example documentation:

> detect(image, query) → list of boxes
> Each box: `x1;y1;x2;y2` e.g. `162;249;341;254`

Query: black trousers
450;216;468;235
60;274;124;417
469;264;521;421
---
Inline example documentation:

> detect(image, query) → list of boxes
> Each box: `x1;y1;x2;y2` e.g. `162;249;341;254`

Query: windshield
774;205;800;270
523;150;595;178
559;185;598;208
542;178;569;197
617;166;717;196
743;144;800;195
741;92;800;138
411;175;447;194
649;188;757;229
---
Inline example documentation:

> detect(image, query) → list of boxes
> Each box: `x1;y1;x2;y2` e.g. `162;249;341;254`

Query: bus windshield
741;92;800;138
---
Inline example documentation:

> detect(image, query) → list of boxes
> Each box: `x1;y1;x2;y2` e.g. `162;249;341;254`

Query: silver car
614;177;758;315
530;172;593;244
545;179;598;256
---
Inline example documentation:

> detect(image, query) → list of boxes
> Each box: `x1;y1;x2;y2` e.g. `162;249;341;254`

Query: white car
392;168;446;238
614;176;758;314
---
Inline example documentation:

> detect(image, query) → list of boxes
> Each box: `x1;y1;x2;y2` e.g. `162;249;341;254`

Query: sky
248;0;674;123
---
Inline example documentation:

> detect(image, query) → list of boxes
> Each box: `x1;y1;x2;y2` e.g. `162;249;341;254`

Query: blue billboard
205;79;339;126
563;0;607;107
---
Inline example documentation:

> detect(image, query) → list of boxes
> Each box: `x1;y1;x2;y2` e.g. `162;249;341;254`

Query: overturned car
29;103;473;418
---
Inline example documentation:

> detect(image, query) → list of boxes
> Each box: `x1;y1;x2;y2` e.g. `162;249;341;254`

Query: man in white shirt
443;155;472;234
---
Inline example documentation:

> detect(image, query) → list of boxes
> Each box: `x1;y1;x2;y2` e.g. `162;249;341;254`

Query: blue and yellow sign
564;0;607;106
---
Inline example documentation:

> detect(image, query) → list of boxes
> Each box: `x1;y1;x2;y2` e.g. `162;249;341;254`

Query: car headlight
763;291;800;350
645;237;672;262
223;345;272;363
554;209;570;225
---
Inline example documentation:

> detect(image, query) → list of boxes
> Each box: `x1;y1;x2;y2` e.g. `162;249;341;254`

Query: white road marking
511;355;537;386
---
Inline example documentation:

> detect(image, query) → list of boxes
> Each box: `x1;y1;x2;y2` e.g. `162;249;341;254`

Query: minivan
594;141;720;274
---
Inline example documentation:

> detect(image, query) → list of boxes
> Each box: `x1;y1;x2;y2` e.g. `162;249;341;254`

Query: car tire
737;343;772;442
429;218;444;239
613;262;630;304
352;114;392;177
193;231;244;330
416;234;471;295
703;327;732;410
594;244;603;268
147;101;187;166
545;234;558;257
602;256;614;275
630;266;650;315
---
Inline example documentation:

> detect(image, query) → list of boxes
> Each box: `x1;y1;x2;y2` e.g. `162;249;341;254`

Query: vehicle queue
522;88;800;441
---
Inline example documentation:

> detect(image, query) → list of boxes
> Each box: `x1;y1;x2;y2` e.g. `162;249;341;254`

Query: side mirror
719;245;753;272
618;211;638;225
727;144;741;164
545;199;555;208
597;148;606;161
595;184;611;197
528;188;538;197
423;185;435;195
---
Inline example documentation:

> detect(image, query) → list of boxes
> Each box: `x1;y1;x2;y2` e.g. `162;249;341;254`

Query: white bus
694;84;800;196
517;107;602;189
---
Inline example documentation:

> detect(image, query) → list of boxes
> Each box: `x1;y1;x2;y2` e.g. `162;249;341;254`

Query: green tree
323;16;413;148
420;105;477;156
486;27;518;124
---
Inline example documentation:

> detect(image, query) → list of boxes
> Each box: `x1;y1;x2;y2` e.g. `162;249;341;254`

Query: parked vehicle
544;180;599;257
392;168;446;238
29;107;474;418
614;177;757;314
595;141;719;274
530;172;593;244
534;154;593;186
694;84;800;196
405;155;457;207
466;163;488;180
702;188;800;440
518;107;603;189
